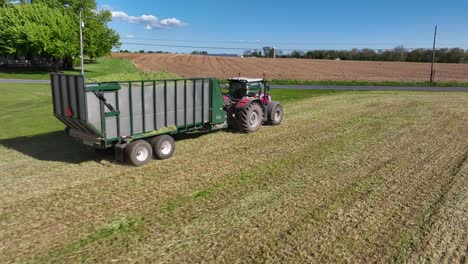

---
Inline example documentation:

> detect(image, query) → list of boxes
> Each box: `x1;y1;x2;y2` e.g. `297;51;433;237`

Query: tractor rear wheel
237;103;263;133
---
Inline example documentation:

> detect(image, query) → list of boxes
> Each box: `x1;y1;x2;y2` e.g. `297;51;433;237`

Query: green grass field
0;82;467;262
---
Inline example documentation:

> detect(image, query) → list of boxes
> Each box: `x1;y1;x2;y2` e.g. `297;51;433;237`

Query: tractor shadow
0;131;109;164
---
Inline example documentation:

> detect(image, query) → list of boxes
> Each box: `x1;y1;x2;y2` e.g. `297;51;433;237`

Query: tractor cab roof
228;77;264;83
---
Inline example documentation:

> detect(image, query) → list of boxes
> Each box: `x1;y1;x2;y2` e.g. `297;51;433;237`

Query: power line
121;37;466;47
121;42;458;52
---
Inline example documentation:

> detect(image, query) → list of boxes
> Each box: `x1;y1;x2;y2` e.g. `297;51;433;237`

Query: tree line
0;0;120;69
244;46;468;63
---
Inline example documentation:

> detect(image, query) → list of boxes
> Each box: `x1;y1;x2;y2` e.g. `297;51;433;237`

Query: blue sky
98;0;468;54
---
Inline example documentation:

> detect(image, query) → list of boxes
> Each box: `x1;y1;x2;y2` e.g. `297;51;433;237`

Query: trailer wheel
150;135;175;160
268;103;283;126
237;103;263;133
125;140;153;166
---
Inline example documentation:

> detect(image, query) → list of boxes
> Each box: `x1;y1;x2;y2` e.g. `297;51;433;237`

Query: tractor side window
248;82;261;96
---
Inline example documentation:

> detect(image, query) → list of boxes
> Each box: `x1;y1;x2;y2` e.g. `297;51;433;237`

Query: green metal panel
141;81;146;132
115;90;121;138
153;81;157;130
210;79;227;124
104;111;120;117
174;80;178;127
129;82;134;135
86;84;121;91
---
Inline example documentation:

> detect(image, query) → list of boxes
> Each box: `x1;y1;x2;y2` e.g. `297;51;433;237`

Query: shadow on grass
0;129;232;164
0;131;107;164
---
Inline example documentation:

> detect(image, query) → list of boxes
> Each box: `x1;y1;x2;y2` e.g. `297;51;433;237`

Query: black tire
150;135;175;160
125;140;153;166
227;108;239;131
237;103;263;133
268;103;284;126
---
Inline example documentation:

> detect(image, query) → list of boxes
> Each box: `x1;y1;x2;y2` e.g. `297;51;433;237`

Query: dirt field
1;86;467;262
113;53;468;82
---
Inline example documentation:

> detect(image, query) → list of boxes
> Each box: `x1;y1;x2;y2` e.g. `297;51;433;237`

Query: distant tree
191;51;208;55
444;48;465;63
290;50;303;58
243;49;262;57
138;50;145;53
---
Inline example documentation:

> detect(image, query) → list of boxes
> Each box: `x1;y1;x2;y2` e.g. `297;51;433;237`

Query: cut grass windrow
394;152;468;264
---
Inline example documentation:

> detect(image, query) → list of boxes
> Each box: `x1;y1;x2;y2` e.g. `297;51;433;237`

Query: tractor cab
227;77;270;100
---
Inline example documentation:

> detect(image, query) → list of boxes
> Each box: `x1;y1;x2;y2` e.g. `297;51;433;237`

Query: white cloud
111;10;186;30
125;34;135;38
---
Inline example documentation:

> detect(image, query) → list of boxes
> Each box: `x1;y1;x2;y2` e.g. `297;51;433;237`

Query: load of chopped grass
88;71;180;83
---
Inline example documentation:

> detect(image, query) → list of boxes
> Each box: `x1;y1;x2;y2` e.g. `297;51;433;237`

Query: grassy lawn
0;57;138;80
0;83;467;262
0;83;62;139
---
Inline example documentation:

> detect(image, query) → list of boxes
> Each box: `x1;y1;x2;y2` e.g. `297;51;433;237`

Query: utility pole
79;10;85;77
430;25;437;83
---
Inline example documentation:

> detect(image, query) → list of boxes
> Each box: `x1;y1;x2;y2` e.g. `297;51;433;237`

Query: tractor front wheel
237;103;263;133
268;103;284;126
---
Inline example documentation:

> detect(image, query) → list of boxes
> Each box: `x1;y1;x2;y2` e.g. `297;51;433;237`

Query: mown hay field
113;53;468;82
0;83;467;263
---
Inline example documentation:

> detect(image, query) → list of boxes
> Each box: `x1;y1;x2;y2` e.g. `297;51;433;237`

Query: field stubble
0;91;467;262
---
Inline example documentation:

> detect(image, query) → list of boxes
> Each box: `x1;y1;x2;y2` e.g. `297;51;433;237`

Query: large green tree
0;3;78;68
0;0;120;69
34;0;120;60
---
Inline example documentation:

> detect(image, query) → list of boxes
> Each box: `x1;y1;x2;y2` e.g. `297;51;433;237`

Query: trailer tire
125;140;153;166
150;135;175;160
237;102;263;133
268;103;283;126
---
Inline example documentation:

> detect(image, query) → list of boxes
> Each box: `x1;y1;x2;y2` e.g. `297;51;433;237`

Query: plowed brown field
113;53;468;82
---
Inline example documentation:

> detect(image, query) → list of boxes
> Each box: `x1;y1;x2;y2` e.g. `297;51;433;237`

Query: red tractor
224;77;284;132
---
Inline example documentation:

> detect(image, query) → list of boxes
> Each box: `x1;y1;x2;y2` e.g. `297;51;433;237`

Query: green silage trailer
51;73;227;165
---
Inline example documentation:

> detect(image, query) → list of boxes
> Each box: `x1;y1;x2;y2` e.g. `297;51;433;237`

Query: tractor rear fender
235;98;261;110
